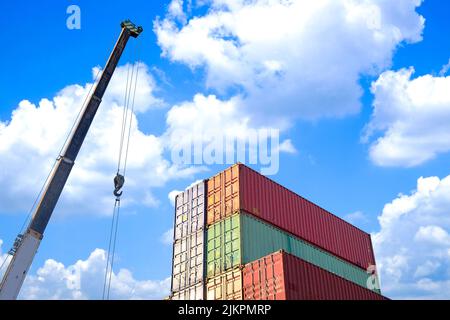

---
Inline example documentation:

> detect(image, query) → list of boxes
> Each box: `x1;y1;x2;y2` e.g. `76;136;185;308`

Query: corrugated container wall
206;164;376;270
172;231;204;293
206;213;379;293
242;251;286;300
243;251;386;300
174;182;205;240
171;181;206;299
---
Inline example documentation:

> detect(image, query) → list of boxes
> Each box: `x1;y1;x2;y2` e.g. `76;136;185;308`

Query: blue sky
1;0;450;299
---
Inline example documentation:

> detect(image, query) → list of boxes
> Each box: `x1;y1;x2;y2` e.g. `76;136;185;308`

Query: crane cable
102;39;141;300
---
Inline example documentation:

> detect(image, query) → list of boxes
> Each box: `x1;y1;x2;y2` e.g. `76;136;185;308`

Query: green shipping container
206;213;380;293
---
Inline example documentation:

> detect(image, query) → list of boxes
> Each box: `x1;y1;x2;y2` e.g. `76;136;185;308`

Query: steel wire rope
103;38;141;299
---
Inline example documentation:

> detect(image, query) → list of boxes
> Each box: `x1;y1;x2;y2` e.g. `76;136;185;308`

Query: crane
0;20;143;300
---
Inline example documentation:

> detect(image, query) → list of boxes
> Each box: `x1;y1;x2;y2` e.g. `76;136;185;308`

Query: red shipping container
243;251;386;300
207;164;376;270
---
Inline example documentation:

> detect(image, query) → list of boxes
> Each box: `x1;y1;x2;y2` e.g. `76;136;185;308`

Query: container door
206;268;242;300
206;215;241;278
175;181;206;241
172;230;205;293
172;282;204;300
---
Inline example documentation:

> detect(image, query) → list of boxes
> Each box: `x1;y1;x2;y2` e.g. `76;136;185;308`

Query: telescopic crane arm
0;20;143;300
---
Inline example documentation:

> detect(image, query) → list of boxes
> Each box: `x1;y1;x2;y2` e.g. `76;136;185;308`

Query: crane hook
113;173;125;198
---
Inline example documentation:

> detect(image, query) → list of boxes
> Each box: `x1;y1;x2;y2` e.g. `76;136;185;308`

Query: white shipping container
174;181;206;240
171;283;204;300
171;230;205;293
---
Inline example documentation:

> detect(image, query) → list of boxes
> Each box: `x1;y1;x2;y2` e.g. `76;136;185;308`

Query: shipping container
171;180;206;295
206;268;242;300
174;181;206;240
206;213;380;293
243;251;286;300
172;283;205;300
171;230;205;293
206;164;375;270
243;251;386;300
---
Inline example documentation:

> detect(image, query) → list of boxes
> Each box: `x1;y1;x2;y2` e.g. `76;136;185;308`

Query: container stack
170;181;207;300
170;163;386;300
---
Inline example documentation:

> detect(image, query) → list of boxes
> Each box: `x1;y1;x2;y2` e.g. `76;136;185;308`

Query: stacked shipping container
206;164;375;270
170;164;384;300
242;251;386;300
206;251;386;300
170;181;207;300
205;213;380;293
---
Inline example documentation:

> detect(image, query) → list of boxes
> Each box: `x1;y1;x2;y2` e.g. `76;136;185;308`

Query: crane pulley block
121;20;143;38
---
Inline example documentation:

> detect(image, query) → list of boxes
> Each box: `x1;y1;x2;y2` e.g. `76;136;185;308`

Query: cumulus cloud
17;248;170;300
344;211;369;227
168;179;205;207
160;228;174;246
414;226;450;246
168;0;187;23
0;240;12;280
0;63;201;216
366;68;450;167
168;190;182;206
439;58;450;76
163;94;292;174
373;175;450;299
155;0;424;122
94;62;164;113
278;139;297;154
164;94;248;152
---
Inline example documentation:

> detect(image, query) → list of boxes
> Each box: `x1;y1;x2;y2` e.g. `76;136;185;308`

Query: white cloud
164;94;250;147
373;175;450;299
185;179;204;190
155;0;424;122
94;62;164;113
439;58;450;76
168;190;182;207
163;94;294;175
415;226;450;246
278;139;297;154
18;248;170;300
0;63;201;216
160;228;174;246
168;0;187;23
344;211;369;225
414;260;441;278
168;179;204;206
0;239;12;280
366;68;450;167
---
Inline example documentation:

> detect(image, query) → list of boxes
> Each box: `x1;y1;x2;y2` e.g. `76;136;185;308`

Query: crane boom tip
121;19;143;38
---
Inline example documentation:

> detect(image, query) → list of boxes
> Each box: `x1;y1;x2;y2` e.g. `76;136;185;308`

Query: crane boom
0;20;143;300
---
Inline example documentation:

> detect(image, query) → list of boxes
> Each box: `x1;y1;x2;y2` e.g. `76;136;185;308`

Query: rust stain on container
206;164;376;270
